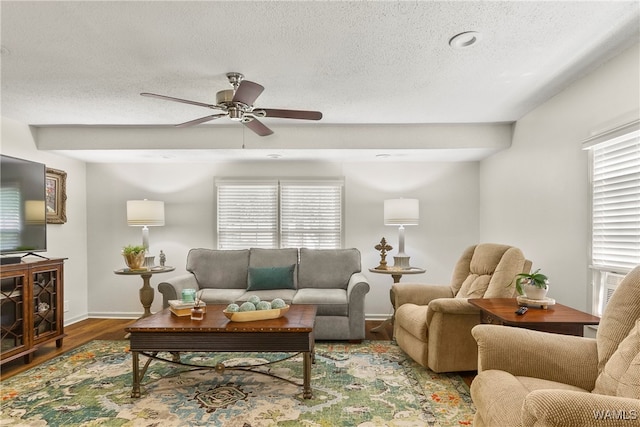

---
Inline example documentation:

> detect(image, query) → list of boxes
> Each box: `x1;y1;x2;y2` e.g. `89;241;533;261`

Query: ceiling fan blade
243;118;273;136
259;108;323;120
175;113;226;127
141;92;216;109
232;80;264;106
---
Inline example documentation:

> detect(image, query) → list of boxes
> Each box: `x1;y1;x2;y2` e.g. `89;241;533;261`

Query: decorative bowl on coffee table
223;305;290;322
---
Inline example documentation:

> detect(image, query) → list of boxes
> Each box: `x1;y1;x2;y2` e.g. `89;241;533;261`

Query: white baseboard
88;311;141;319
365;314;393;322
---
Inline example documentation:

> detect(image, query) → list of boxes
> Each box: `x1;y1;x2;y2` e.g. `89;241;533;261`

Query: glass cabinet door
1;273;26;355
33;269;58;340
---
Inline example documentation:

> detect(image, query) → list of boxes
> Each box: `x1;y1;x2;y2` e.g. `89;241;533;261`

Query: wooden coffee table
469;298;600;336
125;304;317;398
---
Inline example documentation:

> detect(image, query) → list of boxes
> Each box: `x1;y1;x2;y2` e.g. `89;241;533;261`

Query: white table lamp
127;199;165;267
384;198;419;269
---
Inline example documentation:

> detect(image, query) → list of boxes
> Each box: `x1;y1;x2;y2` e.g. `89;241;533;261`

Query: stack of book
168;299;207;317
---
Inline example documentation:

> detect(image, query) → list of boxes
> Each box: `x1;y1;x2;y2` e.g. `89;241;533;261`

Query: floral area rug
1;340;475;426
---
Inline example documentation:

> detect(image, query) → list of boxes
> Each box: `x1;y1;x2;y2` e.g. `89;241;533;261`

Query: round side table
114;266;175;318
368;266;426;333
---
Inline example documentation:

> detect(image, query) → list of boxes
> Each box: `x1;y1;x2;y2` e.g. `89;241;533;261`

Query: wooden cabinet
1;257;66;365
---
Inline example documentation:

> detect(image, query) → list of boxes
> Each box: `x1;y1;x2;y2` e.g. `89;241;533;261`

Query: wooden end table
114;266;175;318
468;298;600;336
125;304;317;399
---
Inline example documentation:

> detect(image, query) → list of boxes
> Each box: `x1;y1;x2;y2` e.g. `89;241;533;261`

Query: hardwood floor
1;318;474;386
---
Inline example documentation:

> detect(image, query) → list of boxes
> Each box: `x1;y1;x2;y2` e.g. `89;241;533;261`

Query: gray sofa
157;247;370;341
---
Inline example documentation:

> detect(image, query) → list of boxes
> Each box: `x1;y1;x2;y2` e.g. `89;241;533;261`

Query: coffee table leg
131;351;141;398
303;351;312;399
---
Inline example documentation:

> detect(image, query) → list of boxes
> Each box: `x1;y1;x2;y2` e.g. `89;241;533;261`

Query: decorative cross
375;237;393;270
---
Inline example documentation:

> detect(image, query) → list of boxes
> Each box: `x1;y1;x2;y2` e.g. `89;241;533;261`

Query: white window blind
280;180;343;249
0;185;22;251
216;179;344;250
590;128;640;272
216;181;278;250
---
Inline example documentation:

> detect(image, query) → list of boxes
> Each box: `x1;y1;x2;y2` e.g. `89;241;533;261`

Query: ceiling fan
141;72;322;136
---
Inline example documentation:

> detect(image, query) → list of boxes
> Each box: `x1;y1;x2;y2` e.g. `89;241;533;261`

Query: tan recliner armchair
471;265;640;427
392;243;530;373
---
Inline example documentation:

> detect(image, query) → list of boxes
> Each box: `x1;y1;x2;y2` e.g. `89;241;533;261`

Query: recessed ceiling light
449;31;481;49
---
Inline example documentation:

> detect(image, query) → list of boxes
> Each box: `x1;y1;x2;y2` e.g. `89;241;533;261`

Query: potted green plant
514;269;549;300
122;245;147;270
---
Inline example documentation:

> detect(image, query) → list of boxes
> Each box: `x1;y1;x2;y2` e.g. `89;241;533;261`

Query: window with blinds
584;120;640;315
216;179;344;250
590;130;640;272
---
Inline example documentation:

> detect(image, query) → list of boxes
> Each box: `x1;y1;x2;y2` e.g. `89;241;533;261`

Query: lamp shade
127;200;165;226
384;198;419;226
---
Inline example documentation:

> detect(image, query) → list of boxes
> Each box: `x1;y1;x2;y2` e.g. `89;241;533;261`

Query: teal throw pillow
247;264;296;291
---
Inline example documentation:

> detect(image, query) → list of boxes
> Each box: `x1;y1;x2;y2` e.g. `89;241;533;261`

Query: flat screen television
0;155;47;256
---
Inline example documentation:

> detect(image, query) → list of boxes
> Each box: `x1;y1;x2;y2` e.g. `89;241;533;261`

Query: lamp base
393;256;411;270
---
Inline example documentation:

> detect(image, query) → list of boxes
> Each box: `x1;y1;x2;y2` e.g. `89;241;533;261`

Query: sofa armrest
346;272;370;340
523;390;640;427
392;283;454;307
472;324;599;390
347;272;370;299
157;274;199;308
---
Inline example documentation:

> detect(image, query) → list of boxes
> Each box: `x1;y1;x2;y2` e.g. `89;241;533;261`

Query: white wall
1;117;89;324
86;160;479;318
479;43;640;311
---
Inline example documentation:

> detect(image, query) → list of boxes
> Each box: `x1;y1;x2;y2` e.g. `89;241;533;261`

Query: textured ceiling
1;1;639;161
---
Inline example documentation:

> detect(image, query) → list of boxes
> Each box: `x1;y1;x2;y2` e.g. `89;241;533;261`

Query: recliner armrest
157;274;199;307
472;324;599;390
523;390;640;427
427;297;480;314
392;283;454;307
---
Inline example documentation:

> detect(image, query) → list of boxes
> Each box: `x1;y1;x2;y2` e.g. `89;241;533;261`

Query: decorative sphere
271;298;286;309
239;302;257;311
247;295;261;305
256;301;272;310
226;303;240;312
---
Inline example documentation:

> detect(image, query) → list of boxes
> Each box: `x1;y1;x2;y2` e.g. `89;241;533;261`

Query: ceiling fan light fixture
216;89;234;104
449;31;481;49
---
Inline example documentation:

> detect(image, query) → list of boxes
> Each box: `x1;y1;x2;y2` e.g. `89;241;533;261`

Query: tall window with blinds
216;179;344;250
584;120;640;315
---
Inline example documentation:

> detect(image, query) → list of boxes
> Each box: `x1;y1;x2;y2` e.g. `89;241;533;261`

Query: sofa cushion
236;289;296;305
186;249;249;289
292;288;348;316
298;248;361;289
247;265;296;291
199;288;247;304
249;248;299;288
593;319;640;398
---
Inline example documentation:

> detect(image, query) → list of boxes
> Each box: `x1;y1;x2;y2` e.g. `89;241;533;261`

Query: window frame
584;119;640;315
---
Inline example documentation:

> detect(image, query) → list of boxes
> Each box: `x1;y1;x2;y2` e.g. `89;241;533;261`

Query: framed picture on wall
46;167;67;224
